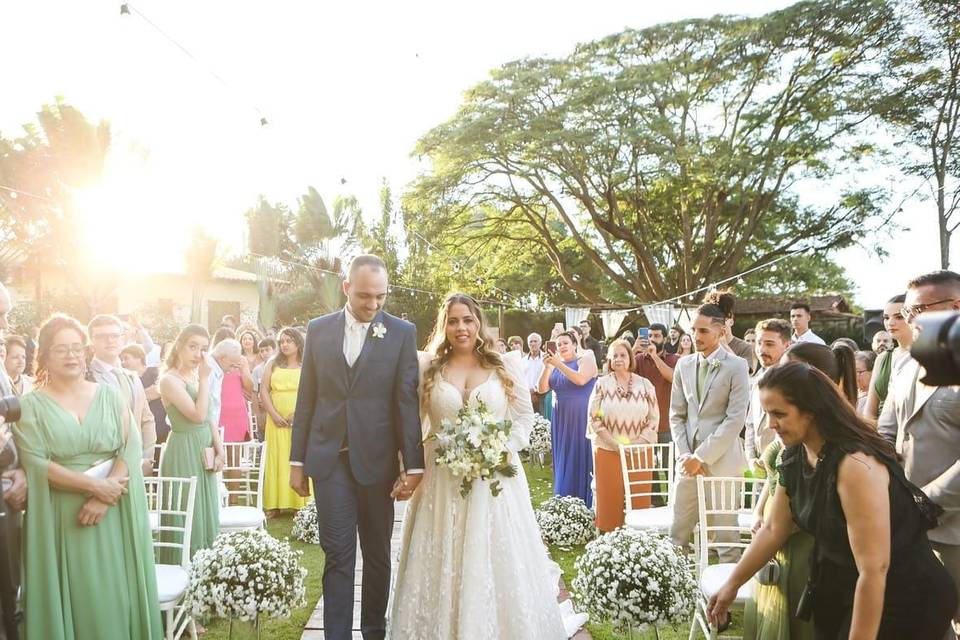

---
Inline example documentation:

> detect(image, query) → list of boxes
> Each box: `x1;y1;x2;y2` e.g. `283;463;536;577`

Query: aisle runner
300;501;590;639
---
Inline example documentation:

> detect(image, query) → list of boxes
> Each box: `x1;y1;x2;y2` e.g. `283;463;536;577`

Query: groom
290;254;424;640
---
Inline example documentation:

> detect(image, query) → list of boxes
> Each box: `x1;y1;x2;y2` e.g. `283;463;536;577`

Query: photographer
878;270;960;631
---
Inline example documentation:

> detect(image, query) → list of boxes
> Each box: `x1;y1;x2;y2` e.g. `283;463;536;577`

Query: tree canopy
405;0;900;304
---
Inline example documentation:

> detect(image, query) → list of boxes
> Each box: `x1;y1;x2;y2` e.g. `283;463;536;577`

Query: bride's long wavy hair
421;293;514;412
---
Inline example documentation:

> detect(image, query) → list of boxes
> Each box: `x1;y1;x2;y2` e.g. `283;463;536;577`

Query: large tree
406;0;900;304
884;0;960;269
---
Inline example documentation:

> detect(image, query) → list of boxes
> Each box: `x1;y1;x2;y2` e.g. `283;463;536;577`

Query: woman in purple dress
538;329;598;507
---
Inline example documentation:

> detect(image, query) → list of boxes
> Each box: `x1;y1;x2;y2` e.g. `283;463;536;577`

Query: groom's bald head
344;255;388;322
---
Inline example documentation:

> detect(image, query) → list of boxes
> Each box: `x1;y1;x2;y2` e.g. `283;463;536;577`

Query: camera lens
911;311;960;386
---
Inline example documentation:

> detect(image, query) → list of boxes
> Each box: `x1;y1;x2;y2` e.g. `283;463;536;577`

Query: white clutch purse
83;458;115;479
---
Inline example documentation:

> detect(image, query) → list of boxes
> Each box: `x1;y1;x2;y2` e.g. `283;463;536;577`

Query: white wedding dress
387;351;587;639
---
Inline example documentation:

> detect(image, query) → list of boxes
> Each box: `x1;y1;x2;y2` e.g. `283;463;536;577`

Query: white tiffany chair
690;475;763;640
620;442;674;532
219;441;267;532
150;475;199;640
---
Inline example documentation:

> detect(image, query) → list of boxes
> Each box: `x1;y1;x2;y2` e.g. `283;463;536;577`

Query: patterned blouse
586;373;659;451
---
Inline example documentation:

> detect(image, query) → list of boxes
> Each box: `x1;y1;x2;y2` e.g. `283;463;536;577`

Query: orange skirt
594;447;653;532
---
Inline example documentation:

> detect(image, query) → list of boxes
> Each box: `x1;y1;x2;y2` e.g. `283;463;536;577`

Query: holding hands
678;453;705;477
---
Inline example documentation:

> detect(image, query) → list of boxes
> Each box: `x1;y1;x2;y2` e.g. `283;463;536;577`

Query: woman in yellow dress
260;327;311;516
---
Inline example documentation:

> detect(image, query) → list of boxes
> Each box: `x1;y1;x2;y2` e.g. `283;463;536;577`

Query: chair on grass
219;440;266;532
620;442;675;532
689;475;762;640
150;475;199;640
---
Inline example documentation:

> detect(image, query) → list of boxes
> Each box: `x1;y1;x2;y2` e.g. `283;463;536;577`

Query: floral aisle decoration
572;529;696;637
291;501;319;545
431;400;517;497
524;414;552;465
535;495;597;547
184;529;307;636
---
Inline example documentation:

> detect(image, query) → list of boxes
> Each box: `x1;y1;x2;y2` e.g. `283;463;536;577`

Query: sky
1;0;954;309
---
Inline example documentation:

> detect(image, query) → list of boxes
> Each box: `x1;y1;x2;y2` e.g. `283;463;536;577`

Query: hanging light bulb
120;3;131;15
260;117;268;126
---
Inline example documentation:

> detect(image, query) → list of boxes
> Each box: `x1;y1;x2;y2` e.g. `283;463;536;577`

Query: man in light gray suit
669;304;750;559
743;318;792;474
879;270;960;627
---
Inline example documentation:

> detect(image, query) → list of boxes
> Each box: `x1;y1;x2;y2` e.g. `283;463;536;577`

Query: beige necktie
346;322;365;367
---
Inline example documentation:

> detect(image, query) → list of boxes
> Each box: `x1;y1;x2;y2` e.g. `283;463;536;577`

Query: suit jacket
290;310;424;485
744;367;774;461
878;355;960;545
669;348;750;476
89;359;156;459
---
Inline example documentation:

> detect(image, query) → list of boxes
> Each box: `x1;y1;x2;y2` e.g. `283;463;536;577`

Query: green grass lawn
199;460;729;639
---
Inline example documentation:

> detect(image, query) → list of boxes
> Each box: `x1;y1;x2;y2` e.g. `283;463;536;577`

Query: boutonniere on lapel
708;359;721;373
372;322;387;339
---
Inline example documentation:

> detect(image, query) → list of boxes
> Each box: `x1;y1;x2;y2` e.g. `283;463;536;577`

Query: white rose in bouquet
431;400;517;497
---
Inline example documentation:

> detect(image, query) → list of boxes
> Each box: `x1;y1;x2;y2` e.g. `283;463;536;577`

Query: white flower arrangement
572;529;696;633
184;529;307;622
535;495;597;547
526;414;552;456
291;501;319;545
432;400;517;498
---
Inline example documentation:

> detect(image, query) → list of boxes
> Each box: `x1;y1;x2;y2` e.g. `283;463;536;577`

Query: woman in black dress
707;361;956;639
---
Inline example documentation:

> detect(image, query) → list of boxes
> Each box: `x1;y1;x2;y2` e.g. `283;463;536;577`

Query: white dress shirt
791;329;826;345
206;354;225;428
344;305;371;367
524;353;545;391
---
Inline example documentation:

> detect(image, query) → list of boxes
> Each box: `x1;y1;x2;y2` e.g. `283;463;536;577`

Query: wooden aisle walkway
300;500;590;639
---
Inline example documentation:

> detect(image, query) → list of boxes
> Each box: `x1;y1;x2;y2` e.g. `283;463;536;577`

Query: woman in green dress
13;314;162;640
158;324;224;561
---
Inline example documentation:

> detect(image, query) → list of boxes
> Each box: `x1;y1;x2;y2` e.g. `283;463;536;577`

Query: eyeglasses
49;344;86;358
901;299;957;321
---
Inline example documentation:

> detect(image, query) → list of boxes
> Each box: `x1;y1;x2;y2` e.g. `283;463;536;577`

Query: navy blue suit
291;309;423;640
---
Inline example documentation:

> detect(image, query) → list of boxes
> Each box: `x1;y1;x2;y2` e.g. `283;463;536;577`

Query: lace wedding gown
387;351;587;639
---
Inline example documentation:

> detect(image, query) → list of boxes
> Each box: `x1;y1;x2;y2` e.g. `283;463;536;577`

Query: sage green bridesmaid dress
159;381;220;562
13;385;163;640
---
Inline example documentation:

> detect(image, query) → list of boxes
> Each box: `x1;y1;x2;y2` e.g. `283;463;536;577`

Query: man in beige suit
879;270;960;628
670;304;750;558
743;318;792;473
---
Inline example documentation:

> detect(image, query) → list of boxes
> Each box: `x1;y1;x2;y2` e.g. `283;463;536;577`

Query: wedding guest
783;341;858;406
495;338;508;354
709;362;957;639
14;314;163;639
789;303;825;345
633;324;679;445
703;289;755;369
0;283;25;608
831;337;859;352
212;326;235;346
538;329;598;507
665;326;684;354
879;270;960;629
158;324;223;560
524;333;546;414
855;351;876;416
238;328;262;370
221;314;239;331
872;330;894;355
218;350;253;444
120;343;168;444
743;329;756;354
588;340;658;531
507;335;524;352
206;338;245;434
578;319;605;369
669;304;750;559
744;318;792;474
86;314;156;474
4;335;34;396
864;294;911;420
251;337;277;441
123;315;161;367
24;325;38;376
677;333;694;356
260;327;310;516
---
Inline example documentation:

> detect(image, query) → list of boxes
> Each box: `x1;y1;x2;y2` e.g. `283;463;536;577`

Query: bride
387;293;587;639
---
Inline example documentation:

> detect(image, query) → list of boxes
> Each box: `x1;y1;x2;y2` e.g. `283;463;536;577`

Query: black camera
0;397;18;425
912;311;960;386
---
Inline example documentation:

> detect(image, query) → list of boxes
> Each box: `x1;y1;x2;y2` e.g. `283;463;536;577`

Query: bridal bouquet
291;501;319;545
572;529;696;633
184;529;307;622
432;401;517;498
